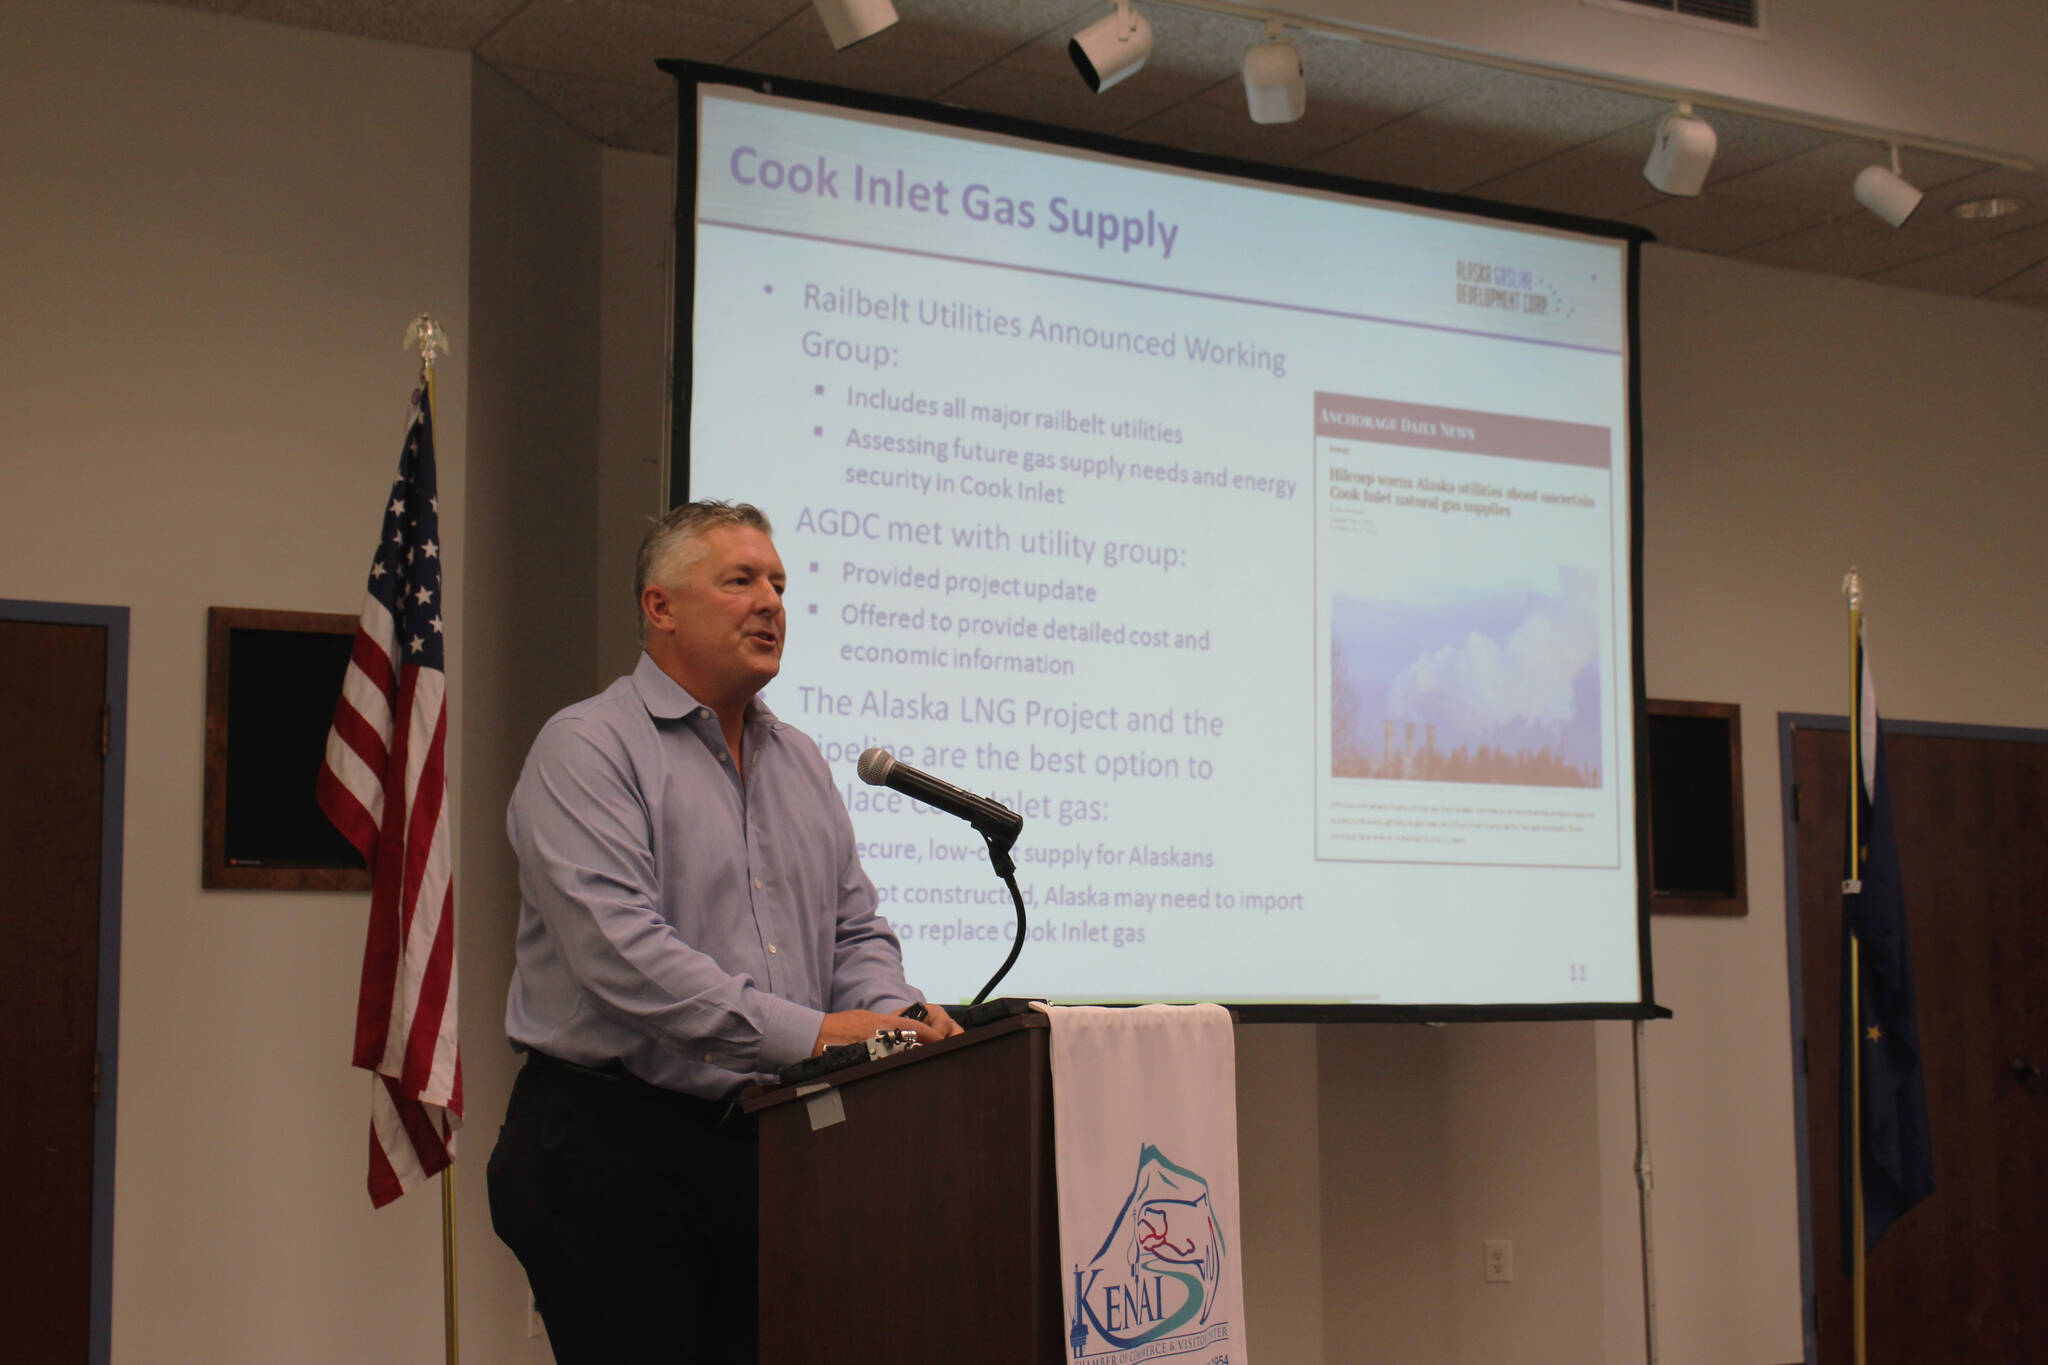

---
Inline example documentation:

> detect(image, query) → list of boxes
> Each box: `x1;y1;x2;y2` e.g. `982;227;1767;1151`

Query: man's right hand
813;1010;943;1055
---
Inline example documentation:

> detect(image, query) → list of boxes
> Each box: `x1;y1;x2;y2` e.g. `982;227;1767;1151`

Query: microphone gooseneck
856;748;1028;1005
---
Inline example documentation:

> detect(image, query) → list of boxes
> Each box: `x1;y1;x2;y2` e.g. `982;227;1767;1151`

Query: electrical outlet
526;1289;543;1339
1484;1238;1514;1283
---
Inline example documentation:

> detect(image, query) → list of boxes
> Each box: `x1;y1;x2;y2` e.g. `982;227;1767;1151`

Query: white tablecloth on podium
1034;1003;1248;1365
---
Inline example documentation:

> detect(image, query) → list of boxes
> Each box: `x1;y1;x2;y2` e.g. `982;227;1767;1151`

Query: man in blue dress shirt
487;500;959;1364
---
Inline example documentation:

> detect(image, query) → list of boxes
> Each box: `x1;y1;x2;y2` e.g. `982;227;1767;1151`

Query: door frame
2;598;128;1365
1777;710;2048;1365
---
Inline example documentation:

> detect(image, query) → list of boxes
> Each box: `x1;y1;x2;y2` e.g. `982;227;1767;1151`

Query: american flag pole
421;343;461;1365
316;315;460;1365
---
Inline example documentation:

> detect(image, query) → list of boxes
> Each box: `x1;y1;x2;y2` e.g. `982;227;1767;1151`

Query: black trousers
487;1052;758;1365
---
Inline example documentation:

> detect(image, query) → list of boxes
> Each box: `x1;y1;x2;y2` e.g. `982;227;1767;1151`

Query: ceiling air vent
1591;0;1763;33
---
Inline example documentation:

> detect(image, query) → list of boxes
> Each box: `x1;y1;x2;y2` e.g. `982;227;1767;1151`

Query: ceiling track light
1070;0;1153;94
1642;102;1717;197
813;0;898;51
1854;144;1923;228
1242;21;1306;125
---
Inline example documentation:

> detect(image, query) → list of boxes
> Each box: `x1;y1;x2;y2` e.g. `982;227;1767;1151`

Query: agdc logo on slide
1069;1145;1231;1363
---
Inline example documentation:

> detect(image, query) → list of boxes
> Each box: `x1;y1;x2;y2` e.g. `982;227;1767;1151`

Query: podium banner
1036;1004;1248;1365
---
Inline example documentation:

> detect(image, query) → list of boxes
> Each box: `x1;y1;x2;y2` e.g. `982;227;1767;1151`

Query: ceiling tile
1685;107;1835;185
1865;221;2048;296
1304;125;1543;196
938;65;1171;137
1119;3;1270;83
1304;72;1666;198
1194;33;1492;129
641;0;808;25
1468;116;1670;221
1118;94;1381;169
240;0;528;49
1986;253;2048;299
480;0;762;89
1893;143;1998;188
1734;211;1977;278
491;62;673;142
614;96;681;156
1710;136;1993;213
1405;71;1666;154
728;25;982;101
142;0;252;14
1622;195;1828;255
1913;167;2048;235
783;0;1091;67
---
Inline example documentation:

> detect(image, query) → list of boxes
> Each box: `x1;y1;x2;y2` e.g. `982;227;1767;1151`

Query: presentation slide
680;79;1644;1011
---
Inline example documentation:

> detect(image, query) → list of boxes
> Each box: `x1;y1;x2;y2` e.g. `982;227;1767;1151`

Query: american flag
317;381;462;1209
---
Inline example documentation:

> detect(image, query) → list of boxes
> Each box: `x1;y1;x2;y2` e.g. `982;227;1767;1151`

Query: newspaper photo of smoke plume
1312;390;1623;869
1330;567;1603;789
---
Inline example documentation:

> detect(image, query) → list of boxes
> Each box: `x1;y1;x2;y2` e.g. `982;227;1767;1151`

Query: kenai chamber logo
1068;1144;1231;1363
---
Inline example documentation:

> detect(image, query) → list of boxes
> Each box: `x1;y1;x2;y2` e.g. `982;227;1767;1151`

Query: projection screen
667;63;1657;1020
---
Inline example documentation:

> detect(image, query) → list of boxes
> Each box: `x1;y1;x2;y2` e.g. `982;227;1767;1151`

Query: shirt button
699;709;710;719
754;878;762;889
768;944;778;954
719;752;729;763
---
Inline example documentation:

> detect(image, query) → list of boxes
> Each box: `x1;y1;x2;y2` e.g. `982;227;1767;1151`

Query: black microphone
857;748;1023;847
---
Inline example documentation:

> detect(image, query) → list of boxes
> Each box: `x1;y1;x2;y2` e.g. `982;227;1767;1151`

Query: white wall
1318;1023;1453;1360
1298;0;2048;161
1314;1020;1612;1365
0;2;470;1359
1629;242;2048;1365
1238;1023;1328;1363
456;60;604;1362
596;148;676;686
1441;1022;1606;1364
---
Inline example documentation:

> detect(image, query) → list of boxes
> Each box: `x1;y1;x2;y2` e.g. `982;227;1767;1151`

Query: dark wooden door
0;620;108;1362
1794;725;2048;1365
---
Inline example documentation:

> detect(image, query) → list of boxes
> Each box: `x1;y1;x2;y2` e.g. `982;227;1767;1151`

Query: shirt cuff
757;994;827;1072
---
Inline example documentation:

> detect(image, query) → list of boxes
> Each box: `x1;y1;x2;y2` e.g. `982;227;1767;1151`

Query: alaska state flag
1840;647;1934;1261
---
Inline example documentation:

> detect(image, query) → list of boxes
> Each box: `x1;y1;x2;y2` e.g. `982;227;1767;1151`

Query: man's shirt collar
630;651;781;730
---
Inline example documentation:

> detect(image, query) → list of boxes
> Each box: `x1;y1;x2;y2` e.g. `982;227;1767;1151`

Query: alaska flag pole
1844;573;1866;1365
1839;570;1936;1365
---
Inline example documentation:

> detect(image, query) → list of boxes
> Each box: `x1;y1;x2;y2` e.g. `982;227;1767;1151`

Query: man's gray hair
635;500;773;635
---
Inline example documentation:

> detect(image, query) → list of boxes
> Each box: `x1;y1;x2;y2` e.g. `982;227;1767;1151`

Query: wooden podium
743;1013;1065;1364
